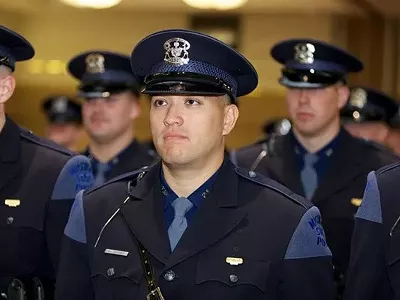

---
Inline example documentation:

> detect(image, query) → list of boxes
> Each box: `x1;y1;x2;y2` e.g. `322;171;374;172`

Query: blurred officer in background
42;95;82;151
68;51;158;186
232;38;398;299
0;25;93;299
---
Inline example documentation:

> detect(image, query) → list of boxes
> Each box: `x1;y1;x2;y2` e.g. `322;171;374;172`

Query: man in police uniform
0;25;93;299
56;29;335;300
341;87;399;148
344;164;400;300
68;51;157;186
232;39;398;298
42;95;83;151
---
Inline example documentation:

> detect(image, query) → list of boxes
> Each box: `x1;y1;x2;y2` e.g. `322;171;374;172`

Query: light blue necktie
168;197;193;251
300;153;319;200
93;162;109;187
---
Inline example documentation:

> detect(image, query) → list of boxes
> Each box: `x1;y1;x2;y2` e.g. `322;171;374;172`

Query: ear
129;96;142;120
222;104;239;136
337;84;350;110
0;74;15;104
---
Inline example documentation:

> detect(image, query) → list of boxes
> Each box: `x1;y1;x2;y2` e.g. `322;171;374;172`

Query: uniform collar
0;116;20;162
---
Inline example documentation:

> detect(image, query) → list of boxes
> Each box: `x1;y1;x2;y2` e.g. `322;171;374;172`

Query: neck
89;128;134;163
0;109;5;134
293;120;341;153
162;150;224;197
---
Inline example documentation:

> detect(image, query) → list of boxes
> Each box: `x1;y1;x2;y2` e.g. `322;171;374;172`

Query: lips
163;132;187;140
296;112;314;120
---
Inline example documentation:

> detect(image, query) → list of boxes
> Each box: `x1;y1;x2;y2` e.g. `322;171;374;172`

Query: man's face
150;95;238;166
344;122;389;145
286;84;349;137
82;91;140;144
45;123;81;150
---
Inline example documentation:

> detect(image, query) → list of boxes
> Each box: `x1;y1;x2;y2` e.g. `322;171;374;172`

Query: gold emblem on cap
169;84;186;92
294;43;315;64
86;53;105;74
5;199;20;207
164;38;190;65
226;257;244;266
351;198;362;207
349;88;367;109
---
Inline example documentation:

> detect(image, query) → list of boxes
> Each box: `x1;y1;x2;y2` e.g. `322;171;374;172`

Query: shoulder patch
52;155;94;200
84;165;150;196
285;206;332;260
20;128;73;156
235;167;311;209
64;190;87;243
355;171;382;224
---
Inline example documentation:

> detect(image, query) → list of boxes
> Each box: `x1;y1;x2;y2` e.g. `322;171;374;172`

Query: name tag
104;249;129;257
5;199;20;207
226;257;243;266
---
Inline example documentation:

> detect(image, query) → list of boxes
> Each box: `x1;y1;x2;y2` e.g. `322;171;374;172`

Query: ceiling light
60;0;122;9
182;0;247;10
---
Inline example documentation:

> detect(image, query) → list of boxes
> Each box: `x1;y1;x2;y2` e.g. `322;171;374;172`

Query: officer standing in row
42;95;83;151
233;38;398;298
67;50;157;186
56;29;335;300
341;86;400;148
0;25;93;299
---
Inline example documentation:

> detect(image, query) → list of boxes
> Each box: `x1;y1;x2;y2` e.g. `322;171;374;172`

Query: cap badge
52;97;68;113
349;88;367;109
294;43;315;64
164;38;190;65
86;53;105;73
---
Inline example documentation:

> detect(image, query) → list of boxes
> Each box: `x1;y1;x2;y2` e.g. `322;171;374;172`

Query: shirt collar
161;167;220;210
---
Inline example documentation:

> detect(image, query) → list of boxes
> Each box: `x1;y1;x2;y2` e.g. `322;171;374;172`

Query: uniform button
229;274;238;283
233;246;239;252
248;171;257;178
6;217;14;225
237;229;243;234
107;268;115;277
164;270;176;282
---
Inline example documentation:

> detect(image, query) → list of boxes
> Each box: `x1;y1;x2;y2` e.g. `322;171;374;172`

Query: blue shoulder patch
355;171;382;224
51;155;94;200
64;190;87;243
285;206;332;260
235;167;311;209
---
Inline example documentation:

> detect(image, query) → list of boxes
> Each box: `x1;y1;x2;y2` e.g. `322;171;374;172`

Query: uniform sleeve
45;155;94;274
344;171;389;300
281;206;335;300
55;190;94;300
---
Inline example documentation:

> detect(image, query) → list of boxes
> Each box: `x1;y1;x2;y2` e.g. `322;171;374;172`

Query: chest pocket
194;252;269;298
0;197;46;275
90;247;143;300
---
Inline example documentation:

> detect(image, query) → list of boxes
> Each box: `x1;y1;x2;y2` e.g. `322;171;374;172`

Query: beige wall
2;10;365;149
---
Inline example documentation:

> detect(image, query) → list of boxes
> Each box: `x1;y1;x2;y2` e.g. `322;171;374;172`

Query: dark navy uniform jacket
0;117;93;298
233;129;398;284
83;140;158;182
345;162;400;300
56;157;335;300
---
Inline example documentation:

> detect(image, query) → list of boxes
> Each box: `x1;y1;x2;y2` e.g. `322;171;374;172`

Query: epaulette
84;165;150;196
376;161;400;175
235;167;311;209
19;127;72;156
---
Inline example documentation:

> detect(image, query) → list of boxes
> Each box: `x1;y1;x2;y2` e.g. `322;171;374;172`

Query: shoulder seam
20;128;72;156
376;161;400;175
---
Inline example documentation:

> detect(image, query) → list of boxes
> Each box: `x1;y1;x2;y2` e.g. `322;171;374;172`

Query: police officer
341;87;399;147
0;25;93;299
42;95;82;151
230;118;291;171
56;29;335;300
344;163;400;300
68;50;157;186
232;38;398;298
